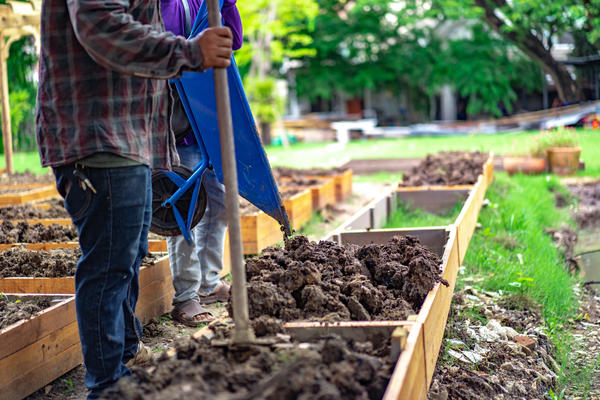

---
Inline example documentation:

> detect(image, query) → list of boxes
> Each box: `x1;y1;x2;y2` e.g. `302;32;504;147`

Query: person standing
160;0;242;326
36;0;233;397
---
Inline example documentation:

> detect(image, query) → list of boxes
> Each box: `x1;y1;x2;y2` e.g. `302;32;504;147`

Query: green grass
464;173;576;325
0;151;47;175
384;200;463;229
460;172;600;395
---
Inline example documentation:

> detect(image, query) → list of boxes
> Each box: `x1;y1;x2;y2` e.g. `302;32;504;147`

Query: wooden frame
282;189;312;231
0;239;167;253
0;184;60;206
334;169;353;202
240;210;283;254
309;177;336;210
0;256;173;324
0;294;81;400
454;175;487;263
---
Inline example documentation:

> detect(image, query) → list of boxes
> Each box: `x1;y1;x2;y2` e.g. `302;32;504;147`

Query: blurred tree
0;35;37;153
236;0;317;143
432;0;590;103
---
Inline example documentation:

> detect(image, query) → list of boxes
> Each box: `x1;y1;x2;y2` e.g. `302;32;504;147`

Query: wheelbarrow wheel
150;166;208;237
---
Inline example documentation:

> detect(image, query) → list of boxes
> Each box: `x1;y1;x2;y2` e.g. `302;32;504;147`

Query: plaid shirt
36;0;206;169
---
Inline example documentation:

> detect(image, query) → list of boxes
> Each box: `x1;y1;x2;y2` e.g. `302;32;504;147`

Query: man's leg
197;166;227;295
54;164;150;399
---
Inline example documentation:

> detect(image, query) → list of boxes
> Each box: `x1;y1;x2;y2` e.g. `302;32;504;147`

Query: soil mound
0;295;51;329
0;221;77;243
399;151;489;187
0;247;161;278
0;203;69;219
102;330;394;400
236;235;447;322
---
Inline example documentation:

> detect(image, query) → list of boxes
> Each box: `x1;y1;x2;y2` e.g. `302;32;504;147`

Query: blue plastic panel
173;2;290;231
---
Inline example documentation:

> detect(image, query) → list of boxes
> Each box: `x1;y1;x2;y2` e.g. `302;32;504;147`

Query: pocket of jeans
61;176;92;219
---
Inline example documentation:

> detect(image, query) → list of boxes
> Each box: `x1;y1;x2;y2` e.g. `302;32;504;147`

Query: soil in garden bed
0;220;78;243
0;171;54;185
0;246;162;278
273;166;349;179
102;320;394;400
236;235;447;322
399;151;489;187
0;202;69;219
0;295;52;330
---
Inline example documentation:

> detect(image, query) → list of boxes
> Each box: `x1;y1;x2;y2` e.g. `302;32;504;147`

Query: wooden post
0;32;13;175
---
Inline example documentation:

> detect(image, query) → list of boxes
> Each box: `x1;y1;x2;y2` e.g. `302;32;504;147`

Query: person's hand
195;27;233;69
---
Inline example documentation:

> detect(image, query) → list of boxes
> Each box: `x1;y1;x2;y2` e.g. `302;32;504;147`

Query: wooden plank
394;189;470;215
416;227;461;388
0;276;74;294
0;320;80;384
282;189;312;231
0;185;60;206
455;176;486;263
310;177;336;210
284;321;414;343
0;239;166;253
0;295;75;359
371;195;389;229
4;341;82;400
6;218;71;226
383;321;428;400
136;273;175;324
334;169;353;202
483;153;495;189
241;210;282;254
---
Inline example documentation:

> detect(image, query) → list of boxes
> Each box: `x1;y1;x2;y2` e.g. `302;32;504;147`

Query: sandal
171;299;215;327
199;282;231;305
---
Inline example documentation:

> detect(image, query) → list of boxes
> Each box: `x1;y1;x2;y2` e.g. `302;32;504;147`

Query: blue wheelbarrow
149;0;291;243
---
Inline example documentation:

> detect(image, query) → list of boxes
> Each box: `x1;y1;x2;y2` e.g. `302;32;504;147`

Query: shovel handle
206;0;254;343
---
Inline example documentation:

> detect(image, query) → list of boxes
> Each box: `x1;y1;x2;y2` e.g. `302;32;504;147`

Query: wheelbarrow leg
207;0;255;344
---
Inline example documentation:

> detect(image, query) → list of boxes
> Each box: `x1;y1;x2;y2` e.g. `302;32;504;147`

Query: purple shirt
161;0;243;50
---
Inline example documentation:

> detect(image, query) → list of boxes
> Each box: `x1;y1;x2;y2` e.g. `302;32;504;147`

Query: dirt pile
428;288;558;400
0;295;52;329
273;166;348;179
236;235;446;322
569;181;600;228
545;224;579;274
0;203;69;219
102;325;394;400
0;247;161;278
0;171;54;185
399;151;489;187
0;221;78;243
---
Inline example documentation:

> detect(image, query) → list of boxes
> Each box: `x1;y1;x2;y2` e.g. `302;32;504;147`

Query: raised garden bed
0;183;60;206
398;151;490;188
0;294;80;400
281;188;312;231
0;248;173;324
278;176;336;210
274;166;353;203
102;319;408;400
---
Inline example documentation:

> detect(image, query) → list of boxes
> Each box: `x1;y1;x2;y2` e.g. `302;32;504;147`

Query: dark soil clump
0;203;69;219
0;295;52;329
102;328;394;400
0;247;161;278
0;171;54;185
237;235;446;322
0;221;78;243
568;181;600;228
399;151;489;186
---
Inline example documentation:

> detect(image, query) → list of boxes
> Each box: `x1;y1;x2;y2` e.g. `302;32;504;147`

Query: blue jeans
166;144;227;305
53;164;151;399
